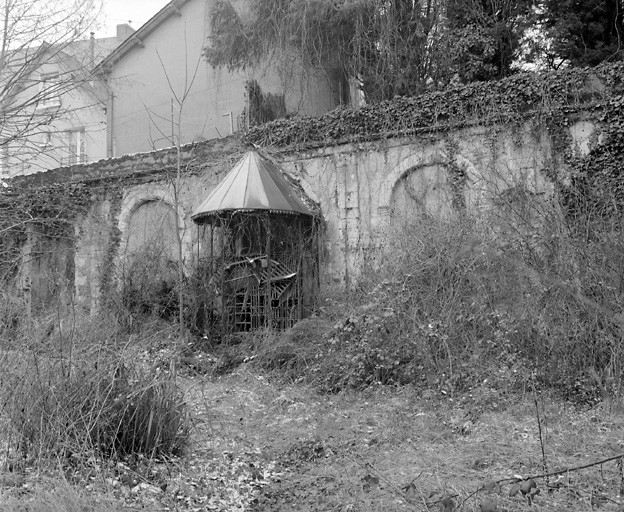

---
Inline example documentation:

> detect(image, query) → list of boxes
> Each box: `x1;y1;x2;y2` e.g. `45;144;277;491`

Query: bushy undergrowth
235;205;624;402
117;241;180;328
0;315;190;467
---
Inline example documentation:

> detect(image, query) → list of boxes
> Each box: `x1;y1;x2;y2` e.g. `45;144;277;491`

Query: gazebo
191;151;319;334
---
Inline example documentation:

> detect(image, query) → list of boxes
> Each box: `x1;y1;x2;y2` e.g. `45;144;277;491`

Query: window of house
64;129;86;165
39;73;61;108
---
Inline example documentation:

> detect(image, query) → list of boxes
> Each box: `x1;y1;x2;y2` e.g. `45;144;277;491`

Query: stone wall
277;120;573;287
13;115;599;314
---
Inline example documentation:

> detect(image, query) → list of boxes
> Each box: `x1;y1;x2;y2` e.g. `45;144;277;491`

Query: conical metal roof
192;151;313;223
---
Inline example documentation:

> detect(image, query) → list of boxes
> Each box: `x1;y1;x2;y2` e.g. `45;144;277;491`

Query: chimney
116;24;135;43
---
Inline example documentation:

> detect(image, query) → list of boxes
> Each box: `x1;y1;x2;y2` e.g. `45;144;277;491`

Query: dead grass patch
0;477;119;512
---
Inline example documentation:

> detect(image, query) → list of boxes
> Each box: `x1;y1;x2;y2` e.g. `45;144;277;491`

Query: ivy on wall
98;188;124;306
2;61;624;292
244;61;624;149
0;140;246;294
560;94;624;221
0;181;94;284
244;61;624;219
443;137;467;210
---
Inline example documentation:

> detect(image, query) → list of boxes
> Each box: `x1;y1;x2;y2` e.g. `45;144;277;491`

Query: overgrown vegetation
208;0;478;99
2;61;624;403
2;38;624;510
205;0;622;101
209;202;621;406
243;60;624;148
119;241;180;325
222;65;624;402
3;61;624;404
0;315;190;469
539;0;624;68
0;182;90;286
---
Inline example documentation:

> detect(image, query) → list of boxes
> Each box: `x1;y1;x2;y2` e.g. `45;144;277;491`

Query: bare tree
125;32;202;341
0;0;104;177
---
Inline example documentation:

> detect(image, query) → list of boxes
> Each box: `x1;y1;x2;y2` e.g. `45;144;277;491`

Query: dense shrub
242;204;623;402
252;319;332;379
118;242;179;324
0;292;27;338
334;211;624;400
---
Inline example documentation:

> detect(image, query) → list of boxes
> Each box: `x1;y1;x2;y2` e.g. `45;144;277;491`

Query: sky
98;0;171;38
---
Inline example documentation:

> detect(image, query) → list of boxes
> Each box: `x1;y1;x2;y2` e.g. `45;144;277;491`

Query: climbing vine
244;61;624;149
243;60;624;219
0;182;93;283
98;188;123;306
443;138;468;210
560;95;624;221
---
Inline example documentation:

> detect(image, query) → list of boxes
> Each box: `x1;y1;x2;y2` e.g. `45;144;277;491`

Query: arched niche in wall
125;200;179;261
117;185;189;266
118;198;181;317
389;163;454;224
376;151;476;232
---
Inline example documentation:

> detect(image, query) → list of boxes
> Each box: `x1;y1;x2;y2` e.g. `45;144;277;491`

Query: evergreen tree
540;0;623;67
445;0;536;81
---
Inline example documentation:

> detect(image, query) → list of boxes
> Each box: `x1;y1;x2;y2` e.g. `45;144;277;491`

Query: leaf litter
3;366;624;511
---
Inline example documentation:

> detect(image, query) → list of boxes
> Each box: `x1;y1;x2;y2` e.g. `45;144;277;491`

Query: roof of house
192;151;314;223
1;41;106;110
66;35;124;65
93;0;193;73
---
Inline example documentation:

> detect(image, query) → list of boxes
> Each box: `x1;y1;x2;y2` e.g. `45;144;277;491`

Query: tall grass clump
0;313;190;466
